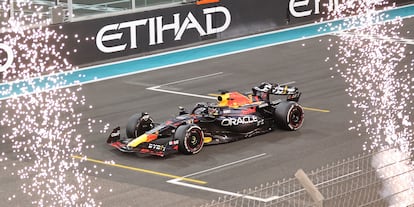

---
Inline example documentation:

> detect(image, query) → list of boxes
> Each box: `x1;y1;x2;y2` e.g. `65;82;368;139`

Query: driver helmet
141;112;150;121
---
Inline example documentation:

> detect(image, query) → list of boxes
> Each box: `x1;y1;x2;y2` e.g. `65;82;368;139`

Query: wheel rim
186;127;203;152
289;106;303;129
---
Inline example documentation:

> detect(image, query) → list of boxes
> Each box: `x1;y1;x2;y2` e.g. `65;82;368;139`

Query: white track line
147;86;216;100
167;179;271;202
172;153;267;180
146;72;224;100
167;153;270;202
157;72;224;87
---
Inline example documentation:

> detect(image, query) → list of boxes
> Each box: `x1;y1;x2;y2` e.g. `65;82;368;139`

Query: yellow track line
72;155;207;185
302;107;330;113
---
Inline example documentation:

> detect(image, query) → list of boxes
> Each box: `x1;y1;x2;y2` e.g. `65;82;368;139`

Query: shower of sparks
372;148;414;206
0;1;104;206
323;0;414;204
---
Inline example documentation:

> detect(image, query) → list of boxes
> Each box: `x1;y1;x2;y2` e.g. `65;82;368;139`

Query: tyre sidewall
126;113;141;138
273;101;304;131
175;125;204;155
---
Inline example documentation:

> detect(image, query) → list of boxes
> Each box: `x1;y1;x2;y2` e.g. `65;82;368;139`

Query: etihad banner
95;6;231;53
56;2;231;65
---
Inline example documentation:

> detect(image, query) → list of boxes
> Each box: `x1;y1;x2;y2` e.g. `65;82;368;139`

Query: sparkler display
0;1;101;206
324;0;414;204
1;0;413;206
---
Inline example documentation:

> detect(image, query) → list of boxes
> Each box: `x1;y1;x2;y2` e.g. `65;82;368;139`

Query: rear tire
273;101;304;131
126;114;142;138
174;124;204;155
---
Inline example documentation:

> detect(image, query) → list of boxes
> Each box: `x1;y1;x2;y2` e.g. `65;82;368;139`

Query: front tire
174;124;204;155
126;114;143;138
273;101;304;131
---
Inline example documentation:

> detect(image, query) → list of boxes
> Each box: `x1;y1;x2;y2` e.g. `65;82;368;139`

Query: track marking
175;153;267;178
147;86;216;100
167;179;269;201
156;72;224;87
167;153;271;202
71;155;207;184
302;107;330;113
146;72;223;100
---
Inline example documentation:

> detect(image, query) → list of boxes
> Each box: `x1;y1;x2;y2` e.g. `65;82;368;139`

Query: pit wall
7;0;414;67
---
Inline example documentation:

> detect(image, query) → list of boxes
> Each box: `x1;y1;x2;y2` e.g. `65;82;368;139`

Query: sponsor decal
96;6;231;53
148;143;166;151
0;43;14;73
221;116;258;126
168;140;179;145
289;0;340;18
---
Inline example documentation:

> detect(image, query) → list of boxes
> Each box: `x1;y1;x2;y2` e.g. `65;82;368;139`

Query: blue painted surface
1;4;414;100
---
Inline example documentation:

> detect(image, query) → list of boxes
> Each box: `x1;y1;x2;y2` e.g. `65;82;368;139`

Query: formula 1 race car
106;82;304;157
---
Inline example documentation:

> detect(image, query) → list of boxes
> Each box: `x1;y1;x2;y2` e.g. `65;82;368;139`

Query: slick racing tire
175;124;204;155
126;113;142;138
273;101;304;131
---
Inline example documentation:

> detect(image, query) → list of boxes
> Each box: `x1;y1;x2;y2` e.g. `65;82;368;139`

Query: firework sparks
324;0;414;204
0;1;101;206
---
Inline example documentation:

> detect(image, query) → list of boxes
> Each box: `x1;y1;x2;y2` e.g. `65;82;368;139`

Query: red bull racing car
106;82;304;157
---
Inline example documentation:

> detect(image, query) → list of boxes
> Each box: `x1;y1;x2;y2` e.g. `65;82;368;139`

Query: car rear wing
252;82;301;102
271;84;301;102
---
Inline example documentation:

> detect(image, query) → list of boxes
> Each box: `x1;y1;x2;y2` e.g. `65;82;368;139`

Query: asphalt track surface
1;17;414;207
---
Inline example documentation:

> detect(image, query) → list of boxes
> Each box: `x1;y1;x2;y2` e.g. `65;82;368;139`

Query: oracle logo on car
221;116;258;127
289;0;341;18
96;6;231;53
0;43;14;73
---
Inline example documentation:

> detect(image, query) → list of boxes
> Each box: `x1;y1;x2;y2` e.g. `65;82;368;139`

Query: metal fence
200;148;414;207
1;0;186;26
46;0;184;20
